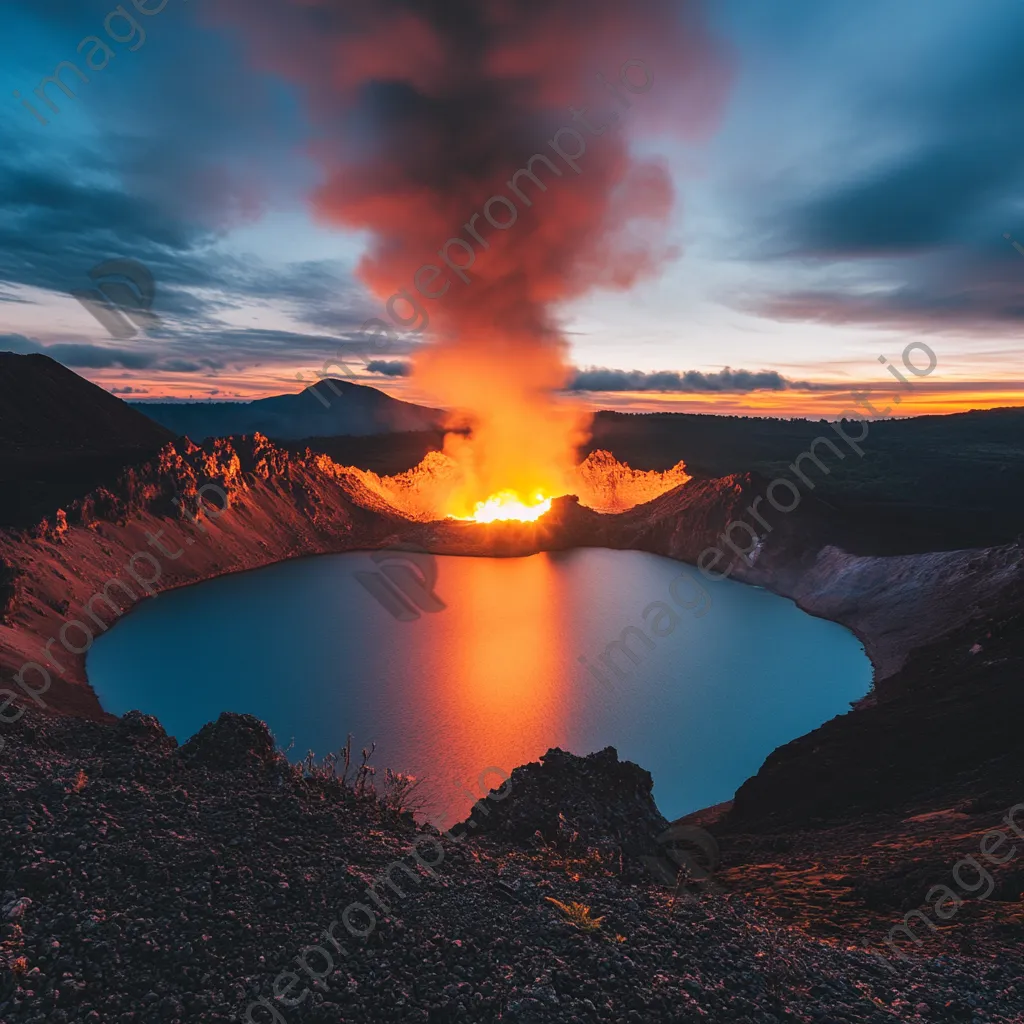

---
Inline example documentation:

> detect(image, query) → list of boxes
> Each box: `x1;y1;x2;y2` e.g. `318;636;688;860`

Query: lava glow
450;490;554;524
346;449;690;523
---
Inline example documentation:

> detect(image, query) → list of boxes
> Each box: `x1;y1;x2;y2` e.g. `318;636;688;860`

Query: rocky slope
0;434;415;717
0;355;171;455
726;593;1024;825
1;710;1021;1024
587;406;1024;554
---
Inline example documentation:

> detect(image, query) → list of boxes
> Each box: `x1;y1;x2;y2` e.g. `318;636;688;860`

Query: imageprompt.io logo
73;258;160;340
355;547;446;622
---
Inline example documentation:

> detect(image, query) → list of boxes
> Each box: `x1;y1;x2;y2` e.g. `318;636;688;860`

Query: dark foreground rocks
1;711;1023;1024
465;746;670;871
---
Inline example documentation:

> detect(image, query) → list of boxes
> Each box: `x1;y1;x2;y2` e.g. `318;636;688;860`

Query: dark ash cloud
366;359;412;377
569;366;821;393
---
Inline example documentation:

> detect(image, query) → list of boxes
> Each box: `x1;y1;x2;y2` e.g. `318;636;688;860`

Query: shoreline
82;544;874;829
1;436;1020;821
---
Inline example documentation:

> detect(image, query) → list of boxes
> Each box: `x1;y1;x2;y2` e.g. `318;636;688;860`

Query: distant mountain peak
304;377;364;395
141;377;445;442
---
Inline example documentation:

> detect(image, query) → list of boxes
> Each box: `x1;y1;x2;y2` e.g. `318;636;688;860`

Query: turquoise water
87;548;871;825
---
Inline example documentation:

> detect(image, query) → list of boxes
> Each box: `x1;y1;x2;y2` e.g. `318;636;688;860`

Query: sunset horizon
4;0;1023;421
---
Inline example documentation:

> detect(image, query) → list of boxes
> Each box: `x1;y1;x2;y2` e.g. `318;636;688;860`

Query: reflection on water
401;553;570;824
87;549;871;826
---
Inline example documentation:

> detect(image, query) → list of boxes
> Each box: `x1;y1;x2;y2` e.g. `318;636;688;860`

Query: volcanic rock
179;712;288;777
0;557;20;624
112;710;176;749
1;707;1022;1023
466;747;669;872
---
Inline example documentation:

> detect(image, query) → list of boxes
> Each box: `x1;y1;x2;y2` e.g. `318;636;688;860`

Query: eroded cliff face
0;434;1020;733
0;436;419;717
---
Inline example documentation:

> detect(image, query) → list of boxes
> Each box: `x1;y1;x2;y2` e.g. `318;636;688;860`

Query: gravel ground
1;709;1021;1024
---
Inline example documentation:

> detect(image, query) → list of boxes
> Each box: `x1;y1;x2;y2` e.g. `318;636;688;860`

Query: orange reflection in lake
88;548;874;832
405;553;573;825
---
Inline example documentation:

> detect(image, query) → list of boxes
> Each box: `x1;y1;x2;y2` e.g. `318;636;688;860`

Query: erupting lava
450;490;554;524
347;449;690;523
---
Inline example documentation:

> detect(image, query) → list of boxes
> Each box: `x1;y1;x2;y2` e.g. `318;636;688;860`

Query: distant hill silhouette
137;379;445;441
0;353;171;452
0;353;173;527
585;407;1024;553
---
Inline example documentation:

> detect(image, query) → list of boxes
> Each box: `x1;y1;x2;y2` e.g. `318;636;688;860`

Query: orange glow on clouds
574;385;1024;419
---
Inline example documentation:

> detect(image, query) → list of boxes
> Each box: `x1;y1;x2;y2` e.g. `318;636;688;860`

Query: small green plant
544;897;604;933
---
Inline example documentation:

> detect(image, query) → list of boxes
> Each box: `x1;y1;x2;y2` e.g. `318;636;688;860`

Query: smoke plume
216;0;733;517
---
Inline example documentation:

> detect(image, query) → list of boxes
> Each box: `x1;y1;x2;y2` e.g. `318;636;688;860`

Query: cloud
0;37;377;379
1;334;225;372
0;324;420;381
366;359;412;377
754;254;1024;331
5;0;309;230
720;0;1024;333
0;334;41;354
569;366;822;393
0;143;375;326
0;334;154;369
110;386;149;394
0;142;212;302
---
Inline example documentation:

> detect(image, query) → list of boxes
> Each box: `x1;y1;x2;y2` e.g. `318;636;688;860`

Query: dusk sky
2;0;1023;417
